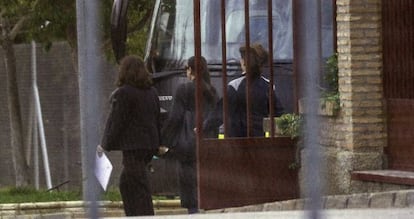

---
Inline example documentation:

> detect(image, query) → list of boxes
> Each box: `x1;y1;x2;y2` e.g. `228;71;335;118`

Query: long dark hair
187;56;218;104
117;55;153;89
239;43;269;79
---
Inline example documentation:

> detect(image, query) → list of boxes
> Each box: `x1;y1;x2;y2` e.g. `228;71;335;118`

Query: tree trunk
3;38;31;187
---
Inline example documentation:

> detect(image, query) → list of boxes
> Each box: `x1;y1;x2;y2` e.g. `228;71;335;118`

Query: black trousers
120;150;154;216
178;159;198;210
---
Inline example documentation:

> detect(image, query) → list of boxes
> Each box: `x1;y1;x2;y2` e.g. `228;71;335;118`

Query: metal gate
194;0;301;210
194;0;336;210
383;0;414;171
199;138;298;210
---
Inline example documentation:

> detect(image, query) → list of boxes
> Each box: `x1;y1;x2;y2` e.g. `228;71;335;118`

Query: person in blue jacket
204;43;285;137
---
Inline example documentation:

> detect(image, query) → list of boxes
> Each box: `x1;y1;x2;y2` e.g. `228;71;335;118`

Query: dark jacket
161;81;218;209
227;75;285;137
162;82;218;160
101;84;161;151
204;75;285;137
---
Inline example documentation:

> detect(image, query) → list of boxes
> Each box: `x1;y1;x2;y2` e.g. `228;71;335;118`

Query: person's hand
96;144;105;157
158;146;169;156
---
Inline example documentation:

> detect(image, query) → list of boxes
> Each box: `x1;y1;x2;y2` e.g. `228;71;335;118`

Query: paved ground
104;208;414;219
3;190;414;218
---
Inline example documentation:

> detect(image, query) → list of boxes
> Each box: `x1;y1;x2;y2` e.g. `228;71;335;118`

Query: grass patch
101;187;122;201
0;187;174;203
0;187;81;203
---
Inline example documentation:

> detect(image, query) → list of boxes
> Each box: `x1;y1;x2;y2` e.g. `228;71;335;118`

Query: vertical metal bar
332;0;337;52
292;0;299;113
194;0;202;141
221;0;229;137
34;77;52;189
33;105;39;190
193;0;202;210
410;0;412;97
267;0;275;137
30;46;40;188
294;0;323;218
244;0;252;137
399;0;403;98
406;0;414;98
76;0;102;218
32;41;52;189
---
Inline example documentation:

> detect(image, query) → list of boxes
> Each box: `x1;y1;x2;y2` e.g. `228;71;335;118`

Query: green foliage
0;0;75;45
0;187;173;203
275;113;303;139
288;162;300;170
321;53;340;112
125;26;149;58
321;91;340;112
323;53;338;93
0;187;81;203
1;0;153;57
125;1;154;57
101;187;122;201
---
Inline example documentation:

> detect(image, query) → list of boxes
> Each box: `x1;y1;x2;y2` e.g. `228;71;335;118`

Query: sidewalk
105;209;414;219
2;189;414;218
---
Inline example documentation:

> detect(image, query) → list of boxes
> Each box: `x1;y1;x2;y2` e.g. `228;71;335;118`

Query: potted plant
299;53;340;116
263;113;303;138
275;113;303;138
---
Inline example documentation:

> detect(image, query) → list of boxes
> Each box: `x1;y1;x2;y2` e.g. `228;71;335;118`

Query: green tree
0;0;154;187
123;0;154;57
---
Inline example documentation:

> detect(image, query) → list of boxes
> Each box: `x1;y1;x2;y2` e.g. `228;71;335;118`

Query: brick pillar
335;0;386;193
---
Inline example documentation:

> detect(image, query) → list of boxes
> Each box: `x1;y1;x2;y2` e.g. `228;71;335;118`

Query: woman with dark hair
228;43;285;137
97;55;165;216
162;56;218;214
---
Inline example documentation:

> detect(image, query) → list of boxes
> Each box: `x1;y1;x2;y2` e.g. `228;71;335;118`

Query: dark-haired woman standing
98;55;165;216
203;43;285;137
227;43;285;137
162;56;218;214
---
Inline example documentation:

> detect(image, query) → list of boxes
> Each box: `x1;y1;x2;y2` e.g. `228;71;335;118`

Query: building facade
301;0;414;195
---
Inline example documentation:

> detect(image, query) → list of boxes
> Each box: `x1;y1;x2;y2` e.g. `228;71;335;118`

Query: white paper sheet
95;152;113;191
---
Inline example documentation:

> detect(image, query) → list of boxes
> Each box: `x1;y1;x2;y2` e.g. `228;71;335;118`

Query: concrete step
0;200;184;218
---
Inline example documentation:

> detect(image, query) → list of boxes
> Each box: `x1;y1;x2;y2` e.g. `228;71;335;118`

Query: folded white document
95;152;113;191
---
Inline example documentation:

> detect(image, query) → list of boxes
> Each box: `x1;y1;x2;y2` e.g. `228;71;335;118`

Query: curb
0;200;184;218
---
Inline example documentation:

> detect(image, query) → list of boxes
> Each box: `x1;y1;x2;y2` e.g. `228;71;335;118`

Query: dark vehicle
112;0;335;113
111;0;334;197
145;0;296;113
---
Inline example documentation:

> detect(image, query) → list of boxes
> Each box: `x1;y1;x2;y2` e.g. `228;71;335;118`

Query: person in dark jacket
204;43;285;137
97;55;166;216
161;56;218;214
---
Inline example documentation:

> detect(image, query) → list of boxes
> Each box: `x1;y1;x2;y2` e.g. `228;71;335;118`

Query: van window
225;6;293;60
146;0;298;72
